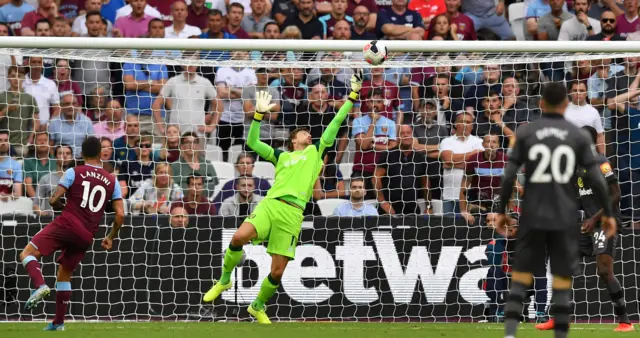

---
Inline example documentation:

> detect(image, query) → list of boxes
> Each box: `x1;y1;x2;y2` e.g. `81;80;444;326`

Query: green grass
0;322;630;338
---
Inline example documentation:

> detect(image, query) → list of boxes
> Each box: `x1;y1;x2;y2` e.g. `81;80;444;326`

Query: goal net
0;38;638;323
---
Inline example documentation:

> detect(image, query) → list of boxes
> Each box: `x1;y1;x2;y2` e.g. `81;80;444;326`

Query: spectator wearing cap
439;110;484;215
319;0;354;38
20;0;58;36
242;0;275;38
225;2;251;38
461;0;514;40
350;5;376;39
587;10;625;40
351;88;398;200
615;0;640;37
114;0;156;37
165;0;201;38
377;0;425;40
558;0;600;40
431;0;476;40
281;0;323;39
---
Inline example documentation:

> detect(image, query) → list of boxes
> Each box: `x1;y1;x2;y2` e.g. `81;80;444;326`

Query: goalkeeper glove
349;68;364;101
254;90;276;122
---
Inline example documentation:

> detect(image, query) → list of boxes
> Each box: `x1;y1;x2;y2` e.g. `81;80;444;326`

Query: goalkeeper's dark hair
81;136;102;159
541;82;568;107
581;126;598;144
288;128;310;151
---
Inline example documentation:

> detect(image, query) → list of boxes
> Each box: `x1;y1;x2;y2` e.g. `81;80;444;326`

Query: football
363;40;388;65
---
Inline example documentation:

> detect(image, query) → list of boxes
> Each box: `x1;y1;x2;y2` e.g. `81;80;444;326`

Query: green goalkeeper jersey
246;99;354;209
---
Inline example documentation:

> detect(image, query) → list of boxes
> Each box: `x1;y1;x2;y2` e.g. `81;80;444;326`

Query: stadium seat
317;198;345;216
343;140;356;164
205;145;223;162
210;180;230;201
0;197;33;216
254;161;275;179
508;2;526;41
228;144;245;164
339;163;353;180
417;199;427;214
431;200;444;216
211;161;235;180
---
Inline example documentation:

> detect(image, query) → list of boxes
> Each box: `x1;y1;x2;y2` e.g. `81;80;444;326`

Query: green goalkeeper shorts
244;198;304;259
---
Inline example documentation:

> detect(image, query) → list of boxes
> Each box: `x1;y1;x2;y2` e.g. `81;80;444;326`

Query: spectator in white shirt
565;80;605;153
165;0;202;38
333;177;379;217
558;0;600;40
215;51;257;161
72;0;113;37
152;55;221;136
438;110;484;215
22;56;59;124
115;0;161;20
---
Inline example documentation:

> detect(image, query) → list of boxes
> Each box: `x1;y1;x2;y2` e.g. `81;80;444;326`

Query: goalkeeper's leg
247;254;289;324
203;222;257;302
596;253;634;331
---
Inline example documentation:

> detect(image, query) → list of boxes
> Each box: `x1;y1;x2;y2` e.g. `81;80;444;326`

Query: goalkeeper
203;68;364;324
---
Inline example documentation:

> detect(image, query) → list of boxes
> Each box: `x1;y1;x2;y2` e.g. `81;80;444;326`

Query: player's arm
583;162;621;233
103;183;125;251
247;91;279;165
50;168;76;210
319;69;363;156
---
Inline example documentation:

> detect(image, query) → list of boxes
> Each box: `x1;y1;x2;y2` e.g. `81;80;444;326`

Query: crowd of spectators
0;0;639;225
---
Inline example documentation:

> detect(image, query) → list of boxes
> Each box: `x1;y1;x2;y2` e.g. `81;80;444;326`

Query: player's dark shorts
30;216;94;271
579;230;618;258
512;226;580;278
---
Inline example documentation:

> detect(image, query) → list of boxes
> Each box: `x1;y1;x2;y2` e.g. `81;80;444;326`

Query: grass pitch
0;322;631;338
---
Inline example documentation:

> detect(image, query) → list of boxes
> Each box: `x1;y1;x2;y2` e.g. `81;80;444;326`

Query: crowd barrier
0;216;638;321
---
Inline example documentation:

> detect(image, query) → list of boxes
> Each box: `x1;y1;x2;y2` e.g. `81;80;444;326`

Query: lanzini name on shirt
80;170;112;186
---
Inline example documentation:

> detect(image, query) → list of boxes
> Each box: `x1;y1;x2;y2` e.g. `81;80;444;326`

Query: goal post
0;38;638;323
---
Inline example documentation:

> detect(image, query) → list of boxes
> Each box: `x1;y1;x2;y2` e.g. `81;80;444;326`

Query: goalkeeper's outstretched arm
247;91;278;164
320;69;363;149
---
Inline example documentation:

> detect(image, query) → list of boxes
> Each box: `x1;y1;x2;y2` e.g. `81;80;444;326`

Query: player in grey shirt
537;0;574;41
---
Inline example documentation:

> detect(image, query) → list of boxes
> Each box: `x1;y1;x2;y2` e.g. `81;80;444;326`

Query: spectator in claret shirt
225;3;251;38
351;88;398;200
587;10;625;40
242;0;275;38
186;0;211;30
154;124;181;163
432;0;475;40
377;0;425;40
172;175;217;215
55;59;83;108
350;6;376;39
615;0;640;37
270;67;308;128
20;0;58;36
0;0;35;34
462;0;513;40
319;0;354;38
360;67;404;125
281;0;324;39
165;0;201;39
